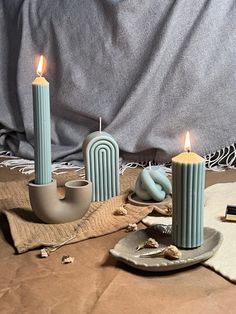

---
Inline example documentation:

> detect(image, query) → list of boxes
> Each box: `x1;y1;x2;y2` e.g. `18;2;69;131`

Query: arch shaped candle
83;131;120;201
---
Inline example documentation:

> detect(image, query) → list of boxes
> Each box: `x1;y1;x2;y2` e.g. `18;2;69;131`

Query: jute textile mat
1;168;154;253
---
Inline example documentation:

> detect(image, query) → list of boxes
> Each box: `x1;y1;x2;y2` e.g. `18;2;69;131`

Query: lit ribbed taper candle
32;55;52;185
172;132;205;248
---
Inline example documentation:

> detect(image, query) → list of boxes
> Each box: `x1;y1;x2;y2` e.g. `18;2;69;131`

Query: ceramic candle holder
28;179;92;224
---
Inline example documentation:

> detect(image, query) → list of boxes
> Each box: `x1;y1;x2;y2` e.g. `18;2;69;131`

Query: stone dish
128;192;172;207
110;225;222;272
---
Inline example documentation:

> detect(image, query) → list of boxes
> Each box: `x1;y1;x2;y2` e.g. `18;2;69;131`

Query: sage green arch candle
172;151;205;248
83;131;120;201
32;75;52;185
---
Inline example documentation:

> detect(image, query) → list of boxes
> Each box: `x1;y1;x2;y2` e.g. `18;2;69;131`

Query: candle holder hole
65;180;89;188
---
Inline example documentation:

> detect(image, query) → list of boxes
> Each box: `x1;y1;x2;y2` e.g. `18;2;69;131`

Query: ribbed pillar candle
83;131;120;201
172;149;205;249
32;75;52;185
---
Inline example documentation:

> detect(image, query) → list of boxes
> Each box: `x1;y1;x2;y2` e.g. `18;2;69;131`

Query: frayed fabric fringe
0;156;84;175
119;160;172;175
204;143;236;172
0;151;14;157
120;143;236;174
0;155;170;176
1;143;236;175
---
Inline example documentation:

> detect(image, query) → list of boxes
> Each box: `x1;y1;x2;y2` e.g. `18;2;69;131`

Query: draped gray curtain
0;0;236;165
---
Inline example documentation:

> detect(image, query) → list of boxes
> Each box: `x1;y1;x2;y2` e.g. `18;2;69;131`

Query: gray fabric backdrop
0;0;236;165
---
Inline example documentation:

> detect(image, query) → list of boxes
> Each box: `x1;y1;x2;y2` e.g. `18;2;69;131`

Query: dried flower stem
138;245;182;260
137;248;165;258
48;234;77;253
40;225;81;256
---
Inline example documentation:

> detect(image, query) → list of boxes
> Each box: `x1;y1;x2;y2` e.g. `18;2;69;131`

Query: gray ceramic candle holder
28;179;92;224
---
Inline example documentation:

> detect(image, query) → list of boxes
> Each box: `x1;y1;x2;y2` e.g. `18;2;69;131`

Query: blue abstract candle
32;56;52;185
172;132;205;248
83;131;120;201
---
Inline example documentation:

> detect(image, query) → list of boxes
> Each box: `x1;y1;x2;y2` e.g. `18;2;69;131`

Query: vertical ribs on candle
83;131;120;201
32;55;52;185
172;132;205;249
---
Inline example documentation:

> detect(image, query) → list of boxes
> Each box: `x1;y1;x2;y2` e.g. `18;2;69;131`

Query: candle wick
187;149;191;153
37;70;42;77
149;161;152;169
99;117;102;133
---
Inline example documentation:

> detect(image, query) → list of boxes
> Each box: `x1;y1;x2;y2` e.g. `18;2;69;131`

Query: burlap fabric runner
1;169;154;253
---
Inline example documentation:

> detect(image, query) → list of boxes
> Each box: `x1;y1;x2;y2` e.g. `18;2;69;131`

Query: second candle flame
184;131;191;152
37;55;44;77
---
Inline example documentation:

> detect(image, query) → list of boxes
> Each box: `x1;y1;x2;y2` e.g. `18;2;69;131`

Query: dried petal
163;245;182;260
145;238;159;248
113;206;128;216
61;255;75;264
40;248;49;258
136;237;159;251
167;203;172;210
126;223;138;232
151;202;172;216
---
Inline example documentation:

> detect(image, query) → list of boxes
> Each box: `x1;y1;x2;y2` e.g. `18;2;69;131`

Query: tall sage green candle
172;135;205;248
32;57;52;185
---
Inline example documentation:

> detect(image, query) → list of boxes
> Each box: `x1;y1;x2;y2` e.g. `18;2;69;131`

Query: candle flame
184;131;191;152
37;55;44;77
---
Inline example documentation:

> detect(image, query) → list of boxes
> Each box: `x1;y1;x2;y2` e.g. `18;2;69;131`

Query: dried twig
40;225;80;257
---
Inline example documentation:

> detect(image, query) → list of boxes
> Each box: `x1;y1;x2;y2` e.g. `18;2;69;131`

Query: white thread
0;151;14;157
119;160;146;175
119;159;172;175
1;144;236;175
204;143;236;171
0;158;84;175
99;117;102;133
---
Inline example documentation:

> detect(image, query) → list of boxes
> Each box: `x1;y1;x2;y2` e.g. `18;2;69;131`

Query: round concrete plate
128;192;172;206
110;225;222;272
